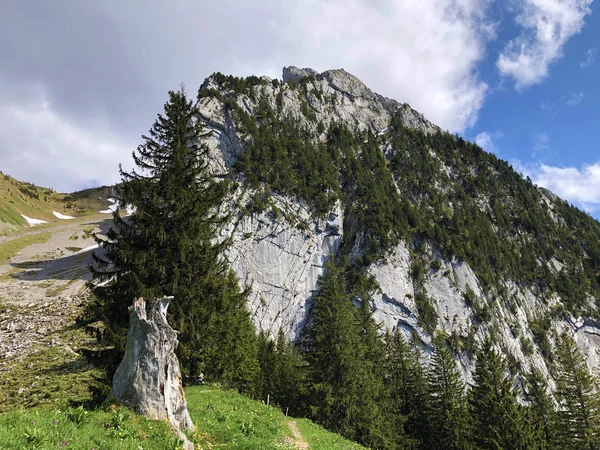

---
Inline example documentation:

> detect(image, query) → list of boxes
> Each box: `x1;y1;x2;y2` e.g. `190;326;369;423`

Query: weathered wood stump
110;297;194;447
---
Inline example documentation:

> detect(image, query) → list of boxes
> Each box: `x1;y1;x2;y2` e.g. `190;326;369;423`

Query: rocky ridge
195;66;600;383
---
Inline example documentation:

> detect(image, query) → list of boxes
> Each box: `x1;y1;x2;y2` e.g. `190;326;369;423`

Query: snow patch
21;214;48;226
53;211;75;220
99;198;118;214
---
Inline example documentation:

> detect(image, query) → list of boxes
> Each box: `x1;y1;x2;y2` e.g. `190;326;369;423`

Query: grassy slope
0;172;112;234
0;386;365;449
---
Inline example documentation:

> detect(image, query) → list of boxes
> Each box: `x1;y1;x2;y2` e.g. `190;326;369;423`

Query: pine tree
425;335;471;450
469;337;537;450
304;259;392;448
524;367;557;449
554;331;600;449
90;88;257;386
383;329;425;449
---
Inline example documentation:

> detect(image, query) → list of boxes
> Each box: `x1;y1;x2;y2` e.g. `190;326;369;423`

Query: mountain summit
194;66;600;383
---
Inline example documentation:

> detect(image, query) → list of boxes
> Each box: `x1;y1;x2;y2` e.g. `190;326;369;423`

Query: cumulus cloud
511;158;600;213
497;0;592;88
281;0;493;131
0;90;133;192
0;0;497;191
475;131;504;153
533;162;600;212
580;47;598;67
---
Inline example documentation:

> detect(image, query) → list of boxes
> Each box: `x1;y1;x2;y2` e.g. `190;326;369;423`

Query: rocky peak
282;66;319;83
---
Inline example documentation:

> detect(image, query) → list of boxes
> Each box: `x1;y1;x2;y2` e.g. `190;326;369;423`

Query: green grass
294;418;366;450
0;382;367;449
186;386;295;449
185;385;366;449
0;345;107;414
0;406;182;449
0;172;111;234
0;232;52;265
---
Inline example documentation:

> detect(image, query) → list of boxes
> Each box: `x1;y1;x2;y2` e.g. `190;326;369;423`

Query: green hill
0;385;365;449
0;171;112;234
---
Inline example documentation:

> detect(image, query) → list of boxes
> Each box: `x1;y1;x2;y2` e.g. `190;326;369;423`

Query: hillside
0;385;364;449
194;66;600;383
0;171;113;234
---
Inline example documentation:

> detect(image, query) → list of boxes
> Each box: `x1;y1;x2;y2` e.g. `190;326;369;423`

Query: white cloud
497;0;592;88
564;91;585;106
277;0;494;131
580;47;598;67
533;162;600;212
533;132;551;155
475;131;503;153
541;91;585;113
0;93;133;192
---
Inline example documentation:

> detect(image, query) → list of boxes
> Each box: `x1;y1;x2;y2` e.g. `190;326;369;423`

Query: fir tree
90;88;257;386
383;329;425;449
304;259;392;448
554;331;600;449
425;335;471;450
469;338;538;450
524;367;557;449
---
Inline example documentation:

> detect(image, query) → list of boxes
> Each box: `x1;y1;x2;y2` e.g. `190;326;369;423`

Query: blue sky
0;0;598;217
469;1;599;217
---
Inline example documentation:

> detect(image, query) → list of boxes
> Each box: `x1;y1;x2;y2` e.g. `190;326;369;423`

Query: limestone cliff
194;66;600;383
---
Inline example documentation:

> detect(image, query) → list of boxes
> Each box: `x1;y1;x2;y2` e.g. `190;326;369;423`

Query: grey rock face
282;66;319;83
110;297;194;437
221;193;343;340
195;65;600;381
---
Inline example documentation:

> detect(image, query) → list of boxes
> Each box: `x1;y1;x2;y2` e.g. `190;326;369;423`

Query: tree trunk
110;296;195;441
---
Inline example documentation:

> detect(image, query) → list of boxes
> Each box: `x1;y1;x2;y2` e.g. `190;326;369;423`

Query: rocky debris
110;297;194;448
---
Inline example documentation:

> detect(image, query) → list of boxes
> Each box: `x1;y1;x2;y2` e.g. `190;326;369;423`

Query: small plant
23;426;46;448
65;405;88;426
109;407;133;439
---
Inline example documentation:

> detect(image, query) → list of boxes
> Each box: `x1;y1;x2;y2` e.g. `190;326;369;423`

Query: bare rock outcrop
110;296;194;446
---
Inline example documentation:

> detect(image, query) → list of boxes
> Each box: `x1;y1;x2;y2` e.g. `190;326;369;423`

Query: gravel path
0;216;110;365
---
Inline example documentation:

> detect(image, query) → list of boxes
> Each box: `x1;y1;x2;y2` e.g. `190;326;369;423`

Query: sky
0;1;598;217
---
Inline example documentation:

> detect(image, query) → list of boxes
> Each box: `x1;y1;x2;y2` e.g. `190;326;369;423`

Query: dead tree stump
110;296;195;441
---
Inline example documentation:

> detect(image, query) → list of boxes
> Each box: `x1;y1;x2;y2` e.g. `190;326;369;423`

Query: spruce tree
554;331;600;449
383;329;425;449
469;337;537;450
425;335;471;450
524;367;557;449
304;259;391;448
91;88;257;386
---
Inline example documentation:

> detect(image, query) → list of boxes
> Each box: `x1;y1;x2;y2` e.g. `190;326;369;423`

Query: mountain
0;172;113;233
194;66;600;382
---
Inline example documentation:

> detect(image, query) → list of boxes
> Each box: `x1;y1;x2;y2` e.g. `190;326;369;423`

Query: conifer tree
305;259;391;449
524;367;557;449
425;335;471;450
554;331;600;449
383;329;425;449
91;88;257;386
469;338;537;450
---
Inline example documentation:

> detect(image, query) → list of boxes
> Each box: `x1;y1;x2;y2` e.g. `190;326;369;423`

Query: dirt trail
287;420;309;449
0;216;110;365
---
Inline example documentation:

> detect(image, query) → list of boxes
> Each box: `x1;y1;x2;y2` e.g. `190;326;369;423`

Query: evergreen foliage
200;77;600;320
554;331;600;449
303;258;393;449
89;88;257;387
425;336;470;450
469;338;538;449
254;329;307;417
524;368;557;449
